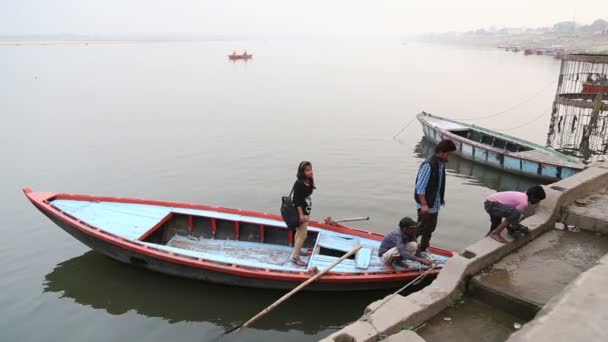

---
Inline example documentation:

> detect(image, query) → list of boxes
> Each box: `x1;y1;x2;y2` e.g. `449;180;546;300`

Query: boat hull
417;113;582;181
26;190;450;291
228;55;253;60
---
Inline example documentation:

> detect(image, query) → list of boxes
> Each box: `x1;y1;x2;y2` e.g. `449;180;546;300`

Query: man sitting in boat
378;217;434;269
484;185;546;243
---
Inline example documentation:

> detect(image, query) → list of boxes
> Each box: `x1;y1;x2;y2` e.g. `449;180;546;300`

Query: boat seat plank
317;233;359;252
308;254;358;273
355;248;372;269
172;208;289;228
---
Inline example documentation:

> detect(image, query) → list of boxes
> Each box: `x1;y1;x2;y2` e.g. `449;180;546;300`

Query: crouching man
485;185;546;243
379;217;434;269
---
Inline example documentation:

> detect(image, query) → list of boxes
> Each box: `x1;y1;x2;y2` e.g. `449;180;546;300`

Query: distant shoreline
0;39;219;46
418;32;608;54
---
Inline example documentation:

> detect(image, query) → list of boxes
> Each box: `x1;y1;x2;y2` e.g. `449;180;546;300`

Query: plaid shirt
378;230;417;261
415;163;443;214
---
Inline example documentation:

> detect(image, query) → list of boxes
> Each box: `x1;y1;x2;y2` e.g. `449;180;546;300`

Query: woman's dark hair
297;161;316;189
435;139;457;153
526;185;546;201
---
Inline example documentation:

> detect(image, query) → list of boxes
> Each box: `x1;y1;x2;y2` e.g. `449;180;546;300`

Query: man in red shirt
484;185;546;243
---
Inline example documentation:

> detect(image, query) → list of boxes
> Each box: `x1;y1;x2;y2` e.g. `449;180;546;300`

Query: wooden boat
228;53;253;60
24;188;452;291
417;112;584;181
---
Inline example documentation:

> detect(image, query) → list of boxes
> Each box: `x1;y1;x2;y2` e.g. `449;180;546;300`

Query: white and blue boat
417;112;584;181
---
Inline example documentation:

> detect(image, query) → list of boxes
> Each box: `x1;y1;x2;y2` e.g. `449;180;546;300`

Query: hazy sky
2;0;608;37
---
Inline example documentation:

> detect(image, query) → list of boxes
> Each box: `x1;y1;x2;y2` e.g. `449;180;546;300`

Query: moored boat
24;188;452;291
417;112;584;181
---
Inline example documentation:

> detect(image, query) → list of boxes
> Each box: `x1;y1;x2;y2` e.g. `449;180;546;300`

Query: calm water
0;40;556;341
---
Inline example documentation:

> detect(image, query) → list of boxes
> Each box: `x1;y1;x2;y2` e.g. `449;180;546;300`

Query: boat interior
449;129;533;153
50;199;449;274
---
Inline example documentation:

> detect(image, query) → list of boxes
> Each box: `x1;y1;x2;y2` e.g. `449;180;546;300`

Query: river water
0;40;559;341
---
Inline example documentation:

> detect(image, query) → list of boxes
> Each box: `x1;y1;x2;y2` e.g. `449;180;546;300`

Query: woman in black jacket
291;161;316;266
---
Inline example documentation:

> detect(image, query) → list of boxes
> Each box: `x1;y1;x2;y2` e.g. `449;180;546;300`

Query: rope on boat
362;264;437;320
450;79;556;121
494;110;549;131
392;117;418;141
392;80;555;141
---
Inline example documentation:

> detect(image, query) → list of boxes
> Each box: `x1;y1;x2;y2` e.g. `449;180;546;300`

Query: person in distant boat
232;50;236;56
379;217;433;269
414;139;456;259
484;185;546;243
243;50;248;56
291;161;316;266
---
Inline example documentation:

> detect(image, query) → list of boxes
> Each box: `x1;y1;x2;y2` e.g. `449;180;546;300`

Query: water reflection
414;138;541;192
44;252;391;334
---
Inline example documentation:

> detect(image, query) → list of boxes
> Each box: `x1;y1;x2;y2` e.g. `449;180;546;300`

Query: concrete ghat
565;186;608;234
471;229;608;310
321;164;608;342
506;253;608;342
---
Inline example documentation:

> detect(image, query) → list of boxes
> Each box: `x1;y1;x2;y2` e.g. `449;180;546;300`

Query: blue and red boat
24;188;452;291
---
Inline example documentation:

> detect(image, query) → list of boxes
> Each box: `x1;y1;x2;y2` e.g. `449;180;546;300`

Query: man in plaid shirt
414;139;456;259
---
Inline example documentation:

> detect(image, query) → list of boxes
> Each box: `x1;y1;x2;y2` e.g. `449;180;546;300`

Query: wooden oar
323;216;370;226
225;244;362;334
333;216;370;223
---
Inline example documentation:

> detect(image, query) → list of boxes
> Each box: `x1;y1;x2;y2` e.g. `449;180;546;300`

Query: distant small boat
228;52;253;61
417;112;584;181
24;188;452;291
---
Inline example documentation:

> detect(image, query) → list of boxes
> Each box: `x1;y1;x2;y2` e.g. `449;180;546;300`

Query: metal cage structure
547;54;608;162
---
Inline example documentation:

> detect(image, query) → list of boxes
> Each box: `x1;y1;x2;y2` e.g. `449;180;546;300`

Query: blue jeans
484;200;521;233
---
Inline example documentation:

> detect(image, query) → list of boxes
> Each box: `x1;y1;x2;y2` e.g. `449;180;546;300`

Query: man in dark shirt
379;217;434;268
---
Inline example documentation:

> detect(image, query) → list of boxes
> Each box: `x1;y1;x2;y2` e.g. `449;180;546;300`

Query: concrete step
565;187;608;234
468;278;540;321
416;296;523;342
472;229;608;309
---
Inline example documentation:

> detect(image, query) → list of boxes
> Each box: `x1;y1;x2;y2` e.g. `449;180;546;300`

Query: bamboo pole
333;216;370;223
225;245;362;334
